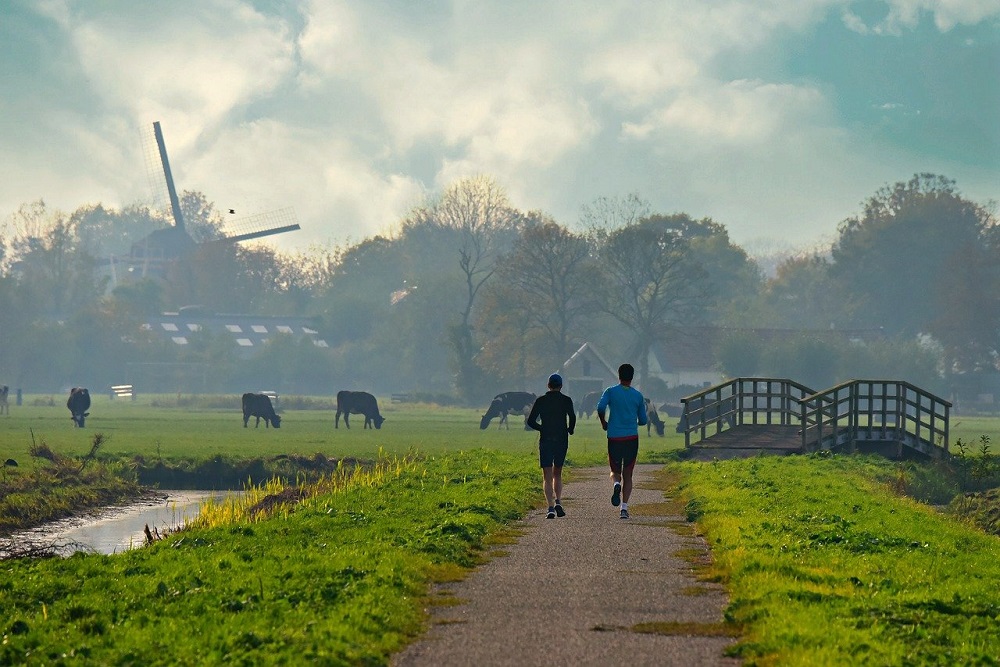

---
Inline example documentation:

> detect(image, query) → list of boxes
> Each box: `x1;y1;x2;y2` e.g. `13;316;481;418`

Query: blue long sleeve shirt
597;384;648;439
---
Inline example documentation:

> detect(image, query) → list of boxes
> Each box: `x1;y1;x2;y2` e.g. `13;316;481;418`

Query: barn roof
142;311;328;356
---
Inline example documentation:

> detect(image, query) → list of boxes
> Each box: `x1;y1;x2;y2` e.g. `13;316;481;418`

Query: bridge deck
686;425;803;460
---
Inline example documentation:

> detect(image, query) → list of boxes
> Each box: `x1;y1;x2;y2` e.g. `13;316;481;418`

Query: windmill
128;121;300;278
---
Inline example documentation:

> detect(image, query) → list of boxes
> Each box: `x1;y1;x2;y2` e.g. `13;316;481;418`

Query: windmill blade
139;121;186;230
216;207;301;244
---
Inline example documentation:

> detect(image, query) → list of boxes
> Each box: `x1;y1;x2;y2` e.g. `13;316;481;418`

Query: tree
830;174;990;337
405;176;523;396
641;213;763;323
479;217;599;374
592;218;709;388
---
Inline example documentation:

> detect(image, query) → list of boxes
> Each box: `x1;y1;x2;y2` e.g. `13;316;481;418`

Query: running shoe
554;504;566;517
546;509;556;519
611;482;621;507
620;508;630;520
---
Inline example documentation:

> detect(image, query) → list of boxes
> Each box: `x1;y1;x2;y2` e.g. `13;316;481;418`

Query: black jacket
527;390;576;445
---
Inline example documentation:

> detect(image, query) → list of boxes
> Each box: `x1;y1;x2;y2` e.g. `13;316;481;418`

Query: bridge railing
679;377;816;447
798;380;951;454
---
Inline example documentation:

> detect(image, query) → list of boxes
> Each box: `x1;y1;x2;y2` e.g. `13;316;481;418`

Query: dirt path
393;464;740;667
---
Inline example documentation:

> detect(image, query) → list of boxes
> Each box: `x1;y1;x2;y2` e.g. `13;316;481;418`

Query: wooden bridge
678;378;951;460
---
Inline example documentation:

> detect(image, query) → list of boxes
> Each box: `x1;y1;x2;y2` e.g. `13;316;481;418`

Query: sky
1;0;998;256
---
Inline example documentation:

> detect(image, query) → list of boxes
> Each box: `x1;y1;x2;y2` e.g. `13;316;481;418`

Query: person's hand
568;430;574;436
600;420;608;431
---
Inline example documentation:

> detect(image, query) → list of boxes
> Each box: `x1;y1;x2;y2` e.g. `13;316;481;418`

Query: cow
242;392;281;428
480;391;536;430
0;386;8;415
577;391;601;419
645;398;665;436
336;390;385;429
67;387;91;427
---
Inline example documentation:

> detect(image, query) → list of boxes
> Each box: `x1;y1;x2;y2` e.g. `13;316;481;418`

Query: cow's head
479;398;502;430
374;415;385;429
271;414;282;428
72;411;90;427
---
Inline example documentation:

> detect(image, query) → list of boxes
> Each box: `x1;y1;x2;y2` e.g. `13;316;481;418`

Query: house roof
561;342;618;380
142;311;328;356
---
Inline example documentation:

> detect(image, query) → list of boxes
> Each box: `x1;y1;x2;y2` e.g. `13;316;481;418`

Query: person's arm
637;392;648;427
566;397;576;435
526;398;543;432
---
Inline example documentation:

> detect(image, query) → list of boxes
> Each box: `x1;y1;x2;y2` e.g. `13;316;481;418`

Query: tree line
0;173;997;405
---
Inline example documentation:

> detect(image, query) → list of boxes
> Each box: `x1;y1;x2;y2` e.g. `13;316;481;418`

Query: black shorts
539;440;568;468
607;437;639;473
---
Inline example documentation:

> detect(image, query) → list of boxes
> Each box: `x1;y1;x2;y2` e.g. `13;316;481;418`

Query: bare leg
622;466;634;503
553;465;563;503
542;466;556;508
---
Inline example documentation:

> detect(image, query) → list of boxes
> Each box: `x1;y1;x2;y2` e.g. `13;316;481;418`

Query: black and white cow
336;390;385;429
480;391;536;430
67;387;91;427
577;391;601;419
645;398;665;436
242;392;281;428
0;385;8;415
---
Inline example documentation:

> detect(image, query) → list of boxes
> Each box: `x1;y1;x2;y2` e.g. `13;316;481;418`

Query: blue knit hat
548;373;563;388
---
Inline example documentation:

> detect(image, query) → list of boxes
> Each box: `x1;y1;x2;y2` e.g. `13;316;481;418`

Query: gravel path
393;464;740;667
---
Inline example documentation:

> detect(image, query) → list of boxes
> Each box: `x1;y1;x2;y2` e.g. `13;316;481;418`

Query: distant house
647;330;725;389
560;342;619;396
141;307;329;358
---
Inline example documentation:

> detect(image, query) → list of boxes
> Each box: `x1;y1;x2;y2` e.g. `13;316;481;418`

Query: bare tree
482;217;599;371
414;175;522;395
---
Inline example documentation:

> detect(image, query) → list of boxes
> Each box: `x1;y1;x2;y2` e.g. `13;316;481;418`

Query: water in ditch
2;490;237;557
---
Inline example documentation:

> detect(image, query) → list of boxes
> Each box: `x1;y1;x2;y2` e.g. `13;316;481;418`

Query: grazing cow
242;392;282;428
480;391;536;430
577;391;601;419
336;390;385;429
67;387;91;427
0;386;8;415
645;398;665;436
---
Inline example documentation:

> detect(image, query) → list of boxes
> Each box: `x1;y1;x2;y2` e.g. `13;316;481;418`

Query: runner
526;373;576;519
597;363;647;519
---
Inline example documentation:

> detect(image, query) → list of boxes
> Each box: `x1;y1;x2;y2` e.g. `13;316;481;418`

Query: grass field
0;393;689;467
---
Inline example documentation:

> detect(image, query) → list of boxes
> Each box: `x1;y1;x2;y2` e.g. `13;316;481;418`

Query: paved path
393;464;740;667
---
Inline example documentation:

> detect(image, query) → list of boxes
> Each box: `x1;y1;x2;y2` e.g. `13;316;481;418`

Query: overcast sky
1;0;998;255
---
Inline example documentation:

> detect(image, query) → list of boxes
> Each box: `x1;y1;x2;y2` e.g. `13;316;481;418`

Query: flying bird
228;209;235;214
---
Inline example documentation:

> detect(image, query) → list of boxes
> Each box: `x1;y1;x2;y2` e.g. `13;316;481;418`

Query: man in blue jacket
526;373;576;519
597;363;647;519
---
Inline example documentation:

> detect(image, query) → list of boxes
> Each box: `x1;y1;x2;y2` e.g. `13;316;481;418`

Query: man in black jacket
526;373;576;519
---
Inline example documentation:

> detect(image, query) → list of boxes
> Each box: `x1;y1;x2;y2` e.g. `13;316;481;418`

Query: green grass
0;450;540;665
0;393;686;465
673;455;1000;665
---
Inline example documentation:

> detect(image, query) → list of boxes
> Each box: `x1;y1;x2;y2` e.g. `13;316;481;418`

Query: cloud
45;1;295;140
1;0;997;255
842;0;1000;35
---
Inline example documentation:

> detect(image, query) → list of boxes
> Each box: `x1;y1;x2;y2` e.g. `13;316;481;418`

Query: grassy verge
674;454;1000;665
0;449;538;665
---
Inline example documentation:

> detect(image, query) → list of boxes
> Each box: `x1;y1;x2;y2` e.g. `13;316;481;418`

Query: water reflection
3;490;235;557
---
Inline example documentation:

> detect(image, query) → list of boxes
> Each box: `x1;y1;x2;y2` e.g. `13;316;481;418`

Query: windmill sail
217;207;301;244
153;121;186;231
